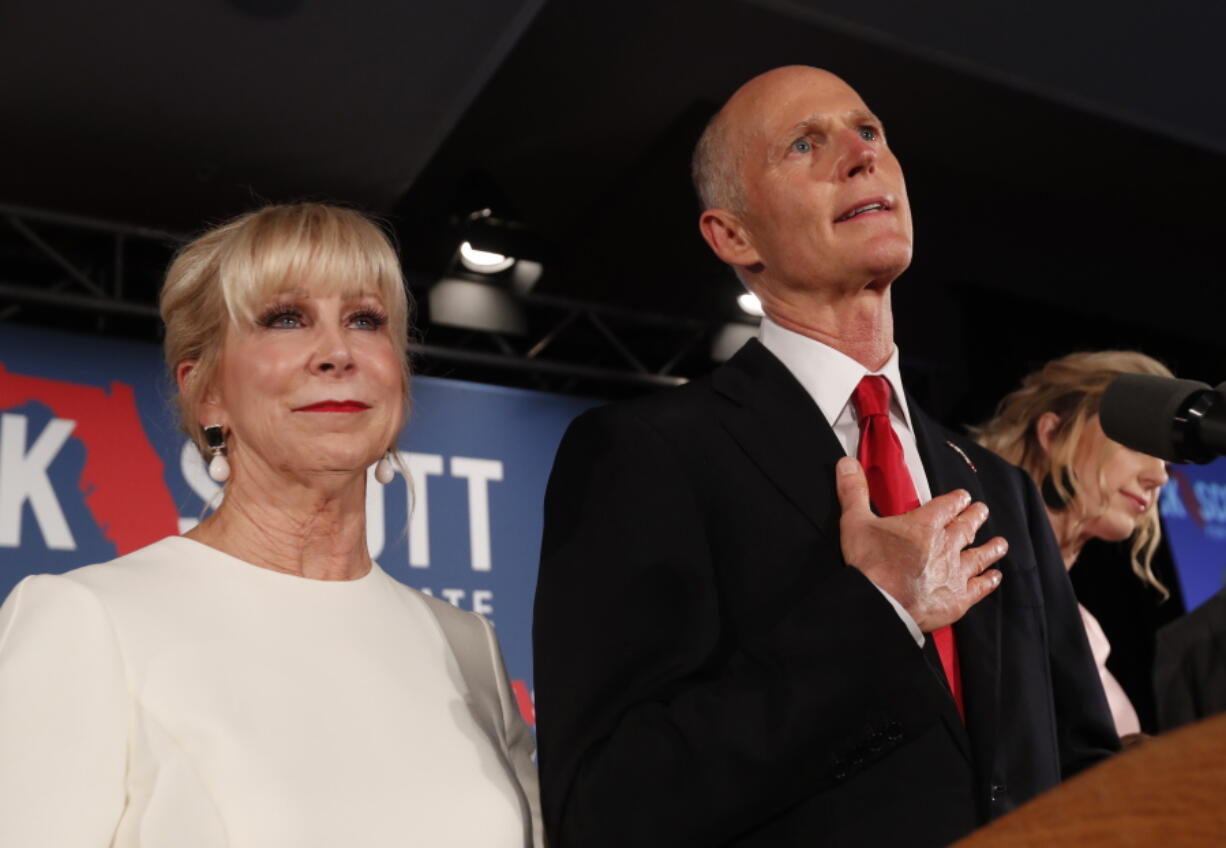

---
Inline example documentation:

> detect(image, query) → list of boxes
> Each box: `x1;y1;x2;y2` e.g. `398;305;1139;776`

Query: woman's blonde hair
974;350;1173;598
159;202;411;455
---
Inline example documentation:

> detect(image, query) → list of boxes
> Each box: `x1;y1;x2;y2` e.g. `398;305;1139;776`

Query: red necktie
852;375;964;720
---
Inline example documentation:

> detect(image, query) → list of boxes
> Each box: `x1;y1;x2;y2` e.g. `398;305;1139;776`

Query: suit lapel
713;343;994;770
910;401;1001;783
711;340;845;542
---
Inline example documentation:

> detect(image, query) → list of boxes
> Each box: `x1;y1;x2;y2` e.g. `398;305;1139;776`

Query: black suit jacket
533;340;1118;847
1155;587;1226;731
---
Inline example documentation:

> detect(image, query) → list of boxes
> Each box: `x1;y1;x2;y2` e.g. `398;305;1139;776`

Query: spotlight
429;277;527;336
737;292;764;318
510;259;543;294
458;241;515;275
711;323;759;362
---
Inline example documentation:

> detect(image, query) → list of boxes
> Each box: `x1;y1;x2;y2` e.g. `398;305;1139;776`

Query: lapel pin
944;440;977;473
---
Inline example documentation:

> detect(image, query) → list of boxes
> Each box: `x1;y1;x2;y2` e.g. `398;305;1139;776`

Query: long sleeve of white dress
0;574;130;845
0;536;540;848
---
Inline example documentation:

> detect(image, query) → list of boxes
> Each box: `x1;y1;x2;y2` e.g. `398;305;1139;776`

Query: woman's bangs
218;210;404;324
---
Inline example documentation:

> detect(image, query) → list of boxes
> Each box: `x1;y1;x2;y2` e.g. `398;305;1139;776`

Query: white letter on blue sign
0;414;77;550
404;452;444;568
450;457;503;572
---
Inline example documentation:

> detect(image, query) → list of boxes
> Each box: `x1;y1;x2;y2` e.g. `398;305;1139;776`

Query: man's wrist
870;582;925;647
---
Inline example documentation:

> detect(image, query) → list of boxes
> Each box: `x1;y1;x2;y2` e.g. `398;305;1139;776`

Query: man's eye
858;125;879;142
790;138;812;154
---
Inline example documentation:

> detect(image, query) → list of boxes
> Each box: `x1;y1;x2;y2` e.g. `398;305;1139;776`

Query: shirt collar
758;316;915;433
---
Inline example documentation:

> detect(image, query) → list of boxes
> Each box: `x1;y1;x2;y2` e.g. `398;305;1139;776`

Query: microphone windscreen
1100;374;1212;461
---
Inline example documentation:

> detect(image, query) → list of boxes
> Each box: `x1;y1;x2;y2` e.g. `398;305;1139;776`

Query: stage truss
0;204;749;397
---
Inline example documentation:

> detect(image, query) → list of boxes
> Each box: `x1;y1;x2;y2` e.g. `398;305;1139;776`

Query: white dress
1078;603;1141;737
0;536;542;847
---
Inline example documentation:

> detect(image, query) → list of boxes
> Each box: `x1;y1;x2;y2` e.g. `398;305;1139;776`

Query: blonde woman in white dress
0;203;542;847
976;350;1172;741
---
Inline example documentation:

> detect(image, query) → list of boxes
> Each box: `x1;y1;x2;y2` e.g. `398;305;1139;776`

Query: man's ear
1036;411;1061;455
698;208;761;269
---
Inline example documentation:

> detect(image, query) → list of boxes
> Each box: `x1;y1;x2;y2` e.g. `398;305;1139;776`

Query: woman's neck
187;470;372;581
1045;505;1086;571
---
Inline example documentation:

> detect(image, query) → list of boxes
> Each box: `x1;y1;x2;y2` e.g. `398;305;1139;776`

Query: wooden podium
955;712;1226;845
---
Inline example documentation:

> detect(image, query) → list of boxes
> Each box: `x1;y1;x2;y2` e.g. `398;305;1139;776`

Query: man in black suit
1156;587;1226;731
533;66;1117;847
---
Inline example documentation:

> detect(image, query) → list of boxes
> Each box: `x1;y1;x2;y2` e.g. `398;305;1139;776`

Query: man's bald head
692;66;851;214
692;105;744;213
694;65;912;308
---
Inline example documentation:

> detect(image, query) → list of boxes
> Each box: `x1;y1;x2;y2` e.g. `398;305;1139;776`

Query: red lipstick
294;400;370;413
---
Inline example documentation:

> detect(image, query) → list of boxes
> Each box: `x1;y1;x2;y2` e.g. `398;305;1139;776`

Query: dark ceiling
3;0;1225;421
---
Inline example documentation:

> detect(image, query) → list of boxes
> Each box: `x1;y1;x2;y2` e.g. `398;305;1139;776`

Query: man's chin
858;242;912;287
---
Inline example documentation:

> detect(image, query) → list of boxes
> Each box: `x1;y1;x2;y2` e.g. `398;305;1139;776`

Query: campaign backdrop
0;323;593;727
1161;458;1226;612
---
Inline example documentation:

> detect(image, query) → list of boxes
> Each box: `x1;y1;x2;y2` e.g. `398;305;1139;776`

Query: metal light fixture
429;277;527;336
711;323;759;361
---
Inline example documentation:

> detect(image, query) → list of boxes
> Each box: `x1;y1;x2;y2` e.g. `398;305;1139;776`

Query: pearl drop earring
203;425;231;484
375;452;395;485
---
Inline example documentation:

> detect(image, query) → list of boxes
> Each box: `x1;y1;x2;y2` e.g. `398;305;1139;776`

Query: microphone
1100;374;1226;464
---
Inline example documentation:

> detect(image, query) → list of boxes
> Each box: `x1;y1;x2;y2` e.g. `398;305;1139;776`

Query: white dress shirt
759;317;927;645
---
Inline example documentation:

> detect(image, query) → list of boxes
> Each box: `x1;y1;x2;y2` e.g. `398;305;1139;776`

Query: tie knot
852;375;893;419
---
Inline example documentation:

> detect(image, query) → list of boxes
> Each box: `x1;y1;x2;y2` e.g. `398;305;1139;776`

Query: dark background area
2;0;1222;730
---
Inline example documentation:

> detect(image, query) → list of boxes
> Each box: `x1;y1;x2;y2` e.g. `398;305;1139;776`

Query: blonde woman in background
976;350;1172;739
0;203;542;847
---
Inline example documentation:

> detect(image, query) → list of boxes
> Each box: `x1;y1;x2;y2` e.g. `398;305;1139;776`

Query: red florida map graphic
0;362;179;555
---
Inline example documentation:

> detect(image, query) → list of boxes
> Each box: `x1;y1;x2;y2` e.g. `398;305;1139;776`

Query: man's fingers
965;567;1004;606
953;502;990;547
962;535;1008;575
835;457;873;520
923;488;973;526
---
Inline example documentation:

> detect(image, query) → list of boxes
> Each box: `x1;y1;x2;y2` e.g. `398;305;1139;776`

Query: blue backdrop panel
1161;458;1226;612
0;324;592;726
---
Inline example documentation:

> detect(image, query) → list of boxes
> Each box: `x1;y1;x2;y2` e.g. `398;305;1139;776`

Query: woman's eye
858;125;879;142
349;311;387;331
791;138;812;154
260;309;303;329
